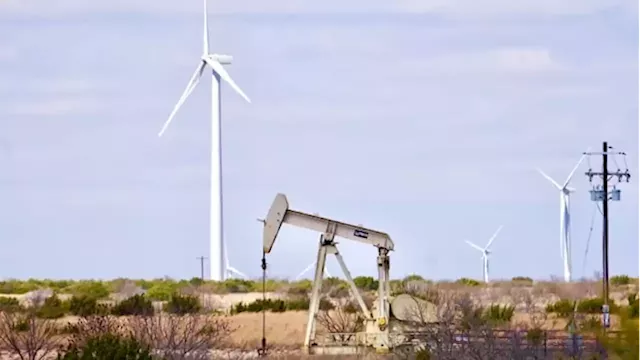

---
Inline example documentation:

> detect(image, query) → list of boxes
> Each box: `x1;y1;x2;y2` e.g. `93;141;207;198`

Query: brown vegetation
0;276;637;359
0;310;62;360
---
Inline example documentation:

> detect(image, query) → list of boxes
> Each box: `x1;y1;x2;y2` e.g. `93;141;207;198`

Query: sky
0;0;637;281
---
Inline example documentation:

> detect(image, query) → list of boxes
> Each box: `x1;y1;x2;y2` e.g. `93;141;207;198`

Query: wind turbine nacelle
209;54;233;65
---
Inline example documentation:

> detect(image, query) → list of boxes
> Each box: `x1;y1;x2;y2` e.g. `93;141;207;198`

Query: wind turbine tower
537;152;587;283
465;225;503;284
158;0;251;281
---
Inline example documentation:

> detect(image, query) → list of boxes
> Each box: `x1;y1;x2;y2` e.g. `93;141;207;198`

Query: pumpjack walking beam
262;193;395;352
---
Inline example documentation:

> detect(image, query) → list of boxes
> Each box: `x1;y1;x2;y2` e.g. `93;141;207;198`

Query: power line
580;203;599;278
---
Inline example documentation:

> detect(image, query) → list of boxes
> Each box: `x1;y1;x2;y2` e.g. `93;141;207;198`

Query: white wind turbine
536;152;587;283
465;225;503;284
158;0;250;281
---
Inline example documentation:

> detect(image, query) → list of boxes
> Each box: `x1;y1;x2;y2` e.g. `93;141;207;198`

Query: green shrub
57;333;155;360
323;277;347;289
233;299;284;313
220;279;256;293
576;298;607;314
526;328;545;345
287;280;312;296
610;275;631;286
627;293;639;318
545;298;620;318
511;276;533;283
284;298;309;311
36;295;67;319
163;293;201;315
596;313;639;359
545;299;576;317
484;304;515;324
68;295;108;317
456;278;481;287
459;306;486;330
68;281;110;299
0;297;22;313
232;297;334;314
0;280;40;294
414;347;431;360
111;295;153;316
403;274;425;282
145;282;178;301
353;276;379;291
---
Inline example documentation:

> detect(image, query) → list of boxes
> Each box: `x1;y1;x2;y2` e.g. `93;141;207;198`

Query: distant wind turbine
157;0;251;281
465;225;503;284
536;151;587;283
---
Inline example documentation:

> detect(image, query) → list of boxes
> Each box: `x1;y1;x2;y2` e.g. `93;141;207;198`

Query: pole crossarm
585;170;631;182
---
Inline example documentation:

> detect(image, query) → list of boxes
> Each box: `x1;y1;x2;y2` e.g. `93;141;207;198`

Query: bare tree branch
127;313;233;360
316;301;364;344
0;310;61;360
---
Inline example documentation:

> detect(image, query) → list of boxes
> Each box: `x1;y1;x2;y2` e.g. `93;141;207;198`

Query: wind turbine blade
204;57;251;103
202;0;209;54
536;168;562;190
562;153;588;188
158;61;206;137
485;225;503;249
465;240;484;252
227;266;247;279
295;263;315;281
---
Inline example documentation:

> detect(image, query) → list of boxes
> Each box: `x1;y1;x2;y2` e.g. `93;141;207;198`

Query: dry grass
226;311;308;349
0;279;636;352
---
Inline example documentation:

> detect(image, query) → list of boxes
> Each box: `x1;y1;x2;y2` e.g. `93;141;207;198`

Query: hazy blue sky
0;0;637;281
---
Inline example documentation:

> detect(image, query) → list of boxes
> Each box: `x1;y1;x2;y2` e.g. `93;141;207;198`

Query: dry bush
127;313;233;359
22;290;54;308
533;280;600;302
316;302;365;344
516;291;557;332
0;310;62;360
397;292;596;360
66;314;124;346
403;282;441;305
324;285;350;299
400;292;506;360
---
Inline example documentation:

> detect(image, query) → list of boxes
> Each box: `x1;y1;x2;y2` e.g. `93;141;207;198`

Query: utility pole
584;141;630;329
196;256;208;281
601;141;609;303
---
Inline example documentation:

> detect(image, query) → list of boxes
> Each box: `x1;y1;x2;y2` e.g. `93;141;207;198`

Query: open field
0;277;637;359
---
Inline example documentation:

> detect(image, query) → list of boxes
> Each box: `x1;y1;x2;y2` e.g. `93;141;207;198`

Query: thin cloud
7;98;103;116
0;0;632;17
407;47;562;75
0;46;18;62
